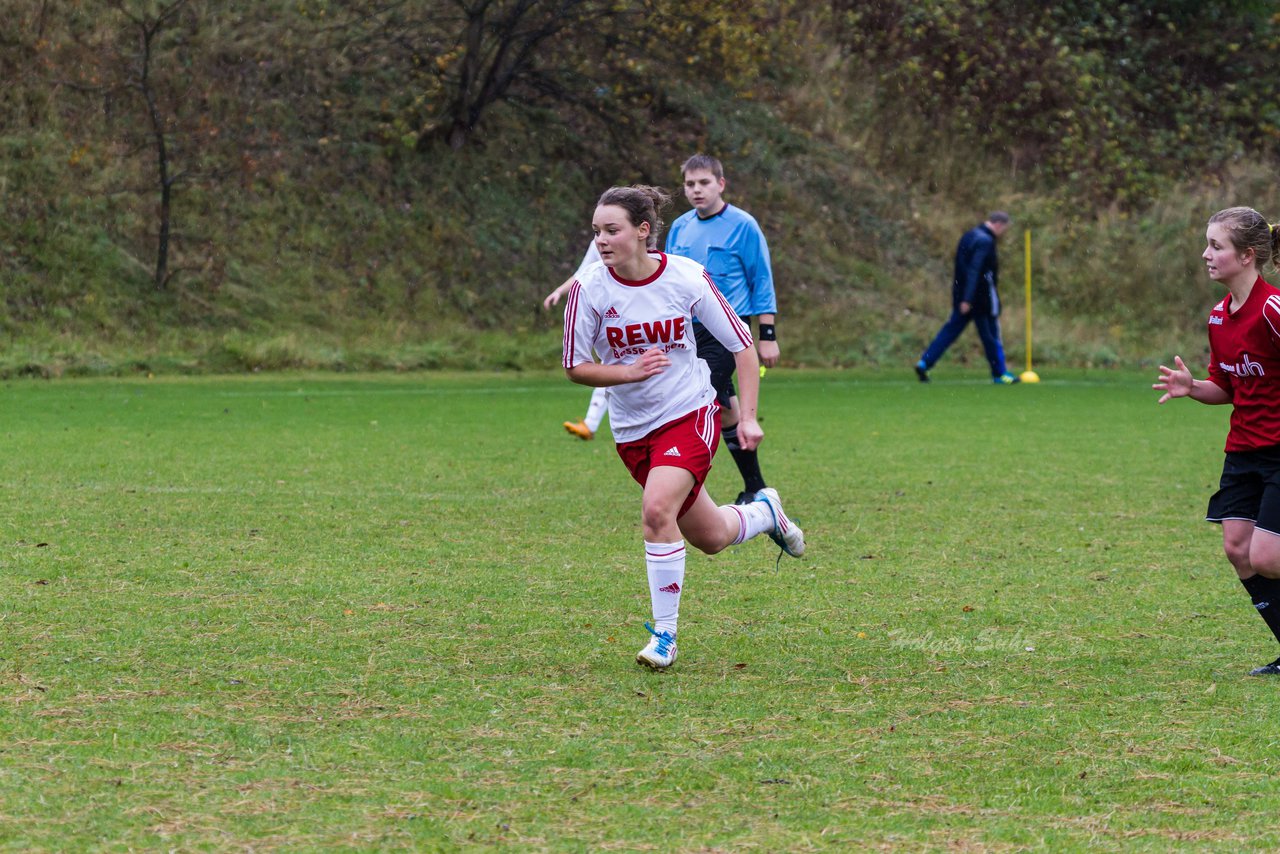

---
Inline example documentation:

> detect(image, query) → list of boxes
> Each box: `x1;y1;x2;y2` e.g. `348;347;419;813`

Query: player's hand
736;416;763;451
625;347;671;383
758;340;780;368
542;287;566;310
1153;355;1193;404
959;301;972;315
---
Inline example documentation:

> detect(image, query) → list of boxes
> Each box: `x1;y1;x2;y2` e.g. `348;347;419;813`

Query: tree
47;0;207;289
831;0;1280;203
330;0;804;154
431;0;598;151
114;0;191;289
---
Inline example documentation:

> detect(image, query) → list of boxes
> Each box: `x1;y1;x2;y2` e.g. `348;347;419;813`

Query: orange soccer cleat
563;419;594;440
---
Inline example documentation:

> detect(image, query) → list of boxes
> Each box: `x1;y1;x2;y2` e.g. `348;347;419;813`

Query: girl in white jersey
562;185;806;670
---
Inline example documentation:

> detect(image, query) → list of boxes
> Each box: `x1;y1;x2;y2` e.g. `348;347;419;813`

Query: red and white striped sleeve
693;271;753;353
1263;291;1280;351
562;281;599;369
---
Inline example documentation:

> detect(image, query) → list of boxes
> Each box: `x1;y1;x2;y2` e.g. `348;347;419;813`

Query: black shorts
693;321;742;409
1207;445;1280;535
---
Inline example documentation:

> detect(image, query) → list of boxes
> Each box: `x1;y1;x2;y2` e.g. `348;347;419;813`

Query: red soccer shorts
616;403;721;518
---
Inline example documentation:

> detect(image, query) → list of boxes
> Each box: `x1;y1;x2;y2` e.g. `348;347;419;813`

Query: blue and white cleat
636;622;677;669
754;487;806;558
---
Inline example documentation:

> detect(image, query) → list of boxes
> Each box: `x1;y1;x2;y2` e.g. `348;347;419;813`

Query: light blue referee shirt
665;203;776;318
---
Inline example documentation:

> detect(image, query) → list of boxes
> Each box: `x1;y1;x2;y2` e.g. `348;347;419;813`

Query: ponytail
597;185;672;249
1209;207;1276;271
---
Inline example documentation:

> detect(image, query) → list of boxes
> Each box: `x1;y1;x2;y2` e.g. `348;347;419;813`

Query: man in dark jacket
915;211;1019;384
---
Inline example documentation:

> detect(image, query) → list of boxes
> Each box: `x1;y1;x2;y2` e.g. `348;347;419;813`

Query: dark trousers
920;309;1007;379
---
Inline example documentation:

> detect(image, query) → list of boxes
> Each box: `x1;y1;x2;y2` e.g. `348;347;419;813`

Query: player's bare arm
567;347;671;388
731;346;763;451
543;277;575;311
1154;355;1231;405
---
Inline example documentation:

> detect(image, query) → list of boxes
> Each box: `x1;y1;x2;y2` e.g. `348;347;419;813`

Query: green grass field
2;368;1277;850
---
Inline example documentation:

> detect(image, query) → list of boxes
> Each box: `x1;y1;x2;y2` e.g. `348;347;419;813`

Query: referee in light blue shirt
665;154;779;505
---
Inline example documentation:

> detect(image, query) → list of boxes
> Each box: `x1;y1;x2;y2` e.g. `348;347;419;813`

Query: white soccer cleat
755;487;805;558
636;622;677;669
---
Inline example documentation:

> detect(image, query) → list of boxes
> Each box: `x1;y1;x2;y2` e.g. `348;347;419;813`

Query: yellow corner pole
1020;229;1040;383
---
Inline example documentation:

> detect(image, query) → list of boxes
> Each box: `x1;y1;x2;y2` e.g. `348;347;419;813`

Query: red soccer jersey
1205;276;1280;451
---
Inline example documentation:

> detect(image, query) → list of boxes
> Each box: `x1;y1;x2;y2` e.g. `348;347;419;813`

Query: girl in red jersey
1155;206;1280;675
562;185;805;670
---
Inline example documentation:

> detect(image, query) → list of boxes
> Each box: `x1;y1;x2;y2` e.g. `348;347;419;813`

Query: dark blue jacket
952;223;1000;316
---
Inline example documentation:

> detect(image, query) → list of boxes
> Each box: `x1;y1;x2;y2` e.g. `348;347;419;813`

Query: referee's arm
754;313;779;368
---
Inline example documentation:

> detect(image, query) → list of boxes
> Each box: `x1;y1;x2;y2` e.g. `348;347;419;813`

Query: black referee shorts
693;320;743;409
1207;445;1280;535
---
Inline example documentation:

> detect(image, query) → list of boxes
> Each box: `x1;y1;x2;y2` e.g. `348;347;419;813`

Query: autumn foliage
2;0;1278;369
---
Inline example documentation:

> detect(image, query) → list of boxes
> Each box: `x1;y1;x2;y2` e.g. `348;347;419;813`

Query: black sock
1240;575;1280;645
722;425;766;494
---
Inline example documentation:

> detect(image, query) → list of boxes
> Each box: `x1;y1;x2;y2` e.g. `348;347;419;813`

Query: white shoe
754;487;805;558
636;623;677;669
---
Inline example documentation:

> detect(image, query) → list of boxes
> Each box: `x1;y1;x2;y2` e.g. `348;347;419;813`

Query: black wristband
757;323;776;342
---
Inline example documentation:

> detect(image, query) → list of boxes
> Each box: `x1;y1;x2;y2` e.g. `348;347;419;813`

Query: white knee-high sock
728;501;775;545
645;540;686;636
584;387;609;433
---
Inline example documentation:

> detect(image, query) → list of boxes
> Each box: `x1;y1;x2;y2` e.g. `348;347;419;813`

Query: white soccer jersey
562;252;753;443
